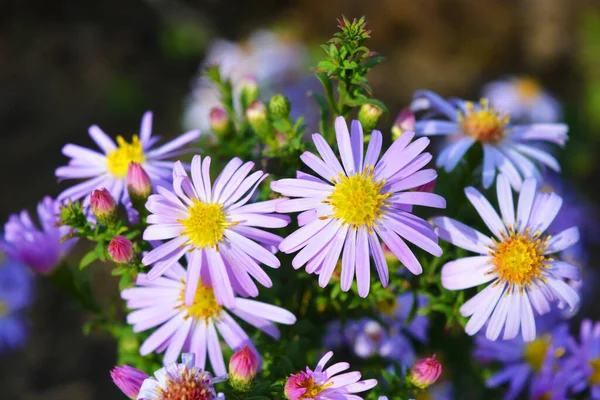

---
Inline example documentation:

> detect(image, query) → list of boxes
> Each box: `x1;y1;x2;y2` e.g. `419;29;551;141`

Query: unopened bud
246;100;271;139
358;104;384;132
90;188;117;225
108;236;134;264
414;178;437;193
110;365;148;399
268;94;291;119
209;107;235;138
240;75;259;110
229;345;259;391
392;109;415;140
408;354;442;389
127;163;152;204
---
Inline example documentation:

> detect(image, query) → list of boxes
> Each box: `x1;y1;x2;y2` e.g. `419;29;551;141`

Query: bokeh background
1;0;600;398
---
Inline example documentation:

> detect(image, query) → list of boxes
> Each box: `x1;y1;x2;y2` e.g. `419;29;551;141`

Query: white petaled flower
56;111;200;206
136;353;226;400
122;264;296;376
483;76;562;123
412;90;568;191
142;156;289;308
435;175;580;341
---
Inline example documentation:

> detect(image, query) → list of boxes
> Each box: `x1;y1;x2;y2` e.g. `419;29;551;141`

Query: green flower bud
358;103;384;132
268;94;291;119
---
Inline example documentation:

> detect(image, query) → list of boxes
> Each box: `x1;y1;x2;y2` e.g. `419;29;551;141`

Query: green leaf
79;250;99;270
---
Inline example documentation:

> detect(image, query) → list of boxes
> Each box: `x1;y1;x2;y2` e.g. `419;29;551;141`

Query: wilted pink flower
110;365;148;399
392;109;415;139
108;236;134;264
127;162;152;202
90;188;117;224
409;354;442;389
229;345;260;388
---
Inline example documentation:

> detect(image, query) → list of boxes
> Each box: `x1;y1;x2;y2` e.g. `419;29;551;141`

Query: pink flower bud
108;236;134;264
392;109;415;140
110;365;148;399
409;354;442;389
229;345;259;389
90;188;117;224
209;108;234;137
414;178;437;193
127;162;152;201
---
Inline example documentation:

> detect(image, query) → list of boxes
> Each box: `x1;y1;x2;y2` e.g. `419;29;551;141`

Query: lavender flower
412;90;567;190
284;351;377;399
136;353;226;400
141;156;289;308
121;263;296;376
56;111;200;206
436;176;580;341
564;319;600;398
111;365;148;399
0;258;32;351
272;117;445;297
3;196;76;274
483;77;562;123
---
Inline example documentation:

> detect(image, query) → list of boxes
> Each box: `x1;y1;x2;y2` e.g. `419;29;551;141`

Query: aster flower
475;323;569;400
141;156;289;307
111;365;149;399
436;175;580;341
56;111;200;206
379;292;430;344
0;258;32;351
412;90;568;190
483;76;562;123
121;263;296;376
3;196;77;274
284;351;378;400
137;353;226;400
564;319;600;398
272;117;445;297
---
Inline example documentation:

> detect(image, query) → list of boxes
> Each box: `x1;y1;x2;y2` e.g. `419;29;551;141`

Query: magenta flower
56;111;200;206
272;117;445;297
284;351;378;400
436;175;580;341
3;196;77;274
127;162;152;200
229;345;260;387
110;365;148;399
121;264;296;376
108;236;134;264
90;188;117;223
137;353;226;400
141;156;289;308
409;354;442;389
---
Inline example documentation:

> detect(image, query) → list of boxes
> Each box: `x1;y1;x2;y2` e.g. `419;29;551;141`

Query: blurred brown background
1;0;599;398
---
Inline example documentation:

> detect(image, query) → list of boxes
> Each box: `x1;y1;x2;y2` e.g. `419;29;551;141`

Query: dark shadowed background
1;0;599;398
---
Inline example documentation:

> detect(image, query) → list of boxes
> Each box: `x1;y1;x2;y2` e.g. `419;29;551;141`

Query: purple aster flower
482;77;562;123
56;111;200;206
475;323;569;400
563;319;600;398
529;357;570;400
121;263;296;376
141;156;289;308
283;351;378;400
0;258;32;351
3;196;77;274
111;365;148;399
323;320;344;349
272;117;445;297
137;353;226;400
412;90;567;191
436;175;580;341
380;292;430;344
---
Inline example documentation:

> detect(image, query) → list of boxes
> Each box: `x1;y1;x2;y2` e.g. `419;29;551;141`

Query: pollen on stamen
458;98;510;143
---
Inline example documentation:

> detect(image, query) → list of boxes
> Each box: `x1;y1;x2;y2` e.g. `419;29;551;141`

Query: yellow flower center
299;378;332;399
376;297;397;316
327;166;390;228
416;391;434;400
158;366;214;399
515;77;542;102
180;200;236;249
590;359;600;385
524;336;550;372
491;230;549;287
459;99;509;143
180;281;222;320
106;135;146;178
0;301;8;317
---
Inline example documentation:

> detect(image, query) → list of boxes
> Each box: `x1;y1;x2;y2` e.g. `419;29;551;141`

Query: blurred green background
1;0;600;398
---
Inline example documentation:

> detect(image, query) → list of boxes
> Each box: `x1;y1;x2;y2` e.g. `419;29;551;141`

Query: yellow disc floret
298;378;332;399
458;99;509;143
106;135;146;178
491;229;549;287
180;200;235;249
524;335;550;372
0;301;8;317
590;359;600;385
515;77;542;102
327;165;390;228
180;281;222;320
